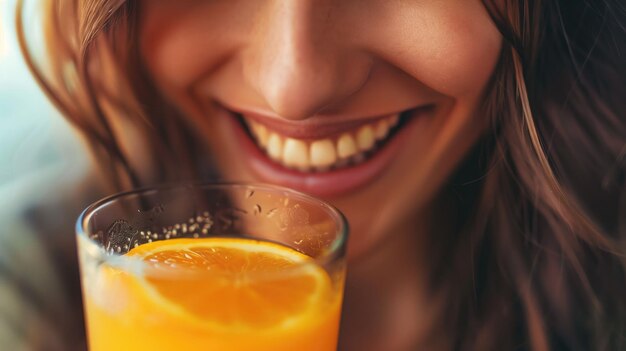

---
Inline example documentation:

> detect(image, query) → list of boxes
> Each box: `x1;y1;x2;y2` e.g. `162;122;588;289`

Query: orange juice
82;237;343;351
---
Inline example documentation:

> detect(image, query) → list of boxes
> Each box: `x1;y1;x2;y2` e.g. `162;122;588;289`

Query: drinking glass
76;183;348;351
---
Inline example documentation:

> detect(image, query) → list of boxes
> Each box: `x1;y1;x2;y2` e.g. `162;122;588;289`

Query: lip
220;105;431;198
224;105;400;140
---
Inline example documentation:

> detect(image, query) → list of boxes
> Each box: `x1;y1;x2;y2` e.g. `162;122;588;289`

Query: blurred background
1;0;91;349
0;0;88;206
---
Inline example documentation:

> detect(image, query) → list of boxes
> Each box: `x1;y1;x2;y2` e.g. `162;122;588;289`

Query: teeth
389;114;399;128
356;125;375;151
248;121;269;147
267;133;283;161
282;138;309;170
255;124;269;147
337;134;358;159
310;139;337;168
246;113;402;172
375;120;390;140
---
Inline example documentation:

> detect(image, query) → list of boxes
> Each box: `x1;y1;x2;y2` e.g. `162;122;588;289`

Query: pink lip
221;106;430;198
227;107;400;140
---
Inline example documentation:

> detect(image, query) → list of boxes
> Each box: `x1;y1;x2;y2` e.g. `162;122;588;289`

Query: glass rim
76;182;349;272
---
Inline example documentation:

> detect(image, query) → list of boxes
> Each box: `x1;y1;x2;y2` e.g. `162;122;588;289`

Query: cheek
140;26;227;90
138;2;246;90
421;14;502;98
368;1;502;99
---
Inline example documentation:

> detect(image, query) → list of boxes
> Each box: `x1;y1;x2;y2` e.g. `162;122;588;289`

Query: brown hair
17;0;626;349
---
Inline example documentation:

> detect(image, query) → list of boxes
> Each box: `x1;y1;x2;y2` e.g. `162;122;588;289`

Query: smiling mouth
235;110;415;173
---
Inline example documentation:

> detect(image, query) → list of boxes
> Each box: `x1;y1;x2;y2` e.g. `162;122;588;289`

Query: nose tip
242;3;370;120
252;54;346;120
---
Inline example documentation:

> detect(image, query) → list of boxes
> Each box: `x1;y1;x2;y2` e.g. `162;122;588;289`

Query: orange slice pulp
123;237;332;331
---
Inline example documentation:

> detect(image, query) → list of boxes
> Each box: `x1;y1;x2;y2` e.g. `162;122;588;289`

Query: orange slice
124;237;331;331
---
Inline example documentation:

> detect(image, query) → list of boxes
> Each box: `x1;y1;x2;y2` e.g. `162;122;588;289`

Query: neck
338;206;448;351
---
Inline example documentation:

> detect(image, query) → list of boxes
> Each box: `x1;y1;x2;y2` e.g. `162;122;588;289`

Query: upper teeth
247;114;400;172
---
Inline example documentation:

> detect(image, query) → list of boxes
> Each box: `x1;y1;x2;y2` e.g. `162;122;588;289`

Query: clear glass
76;183;348;351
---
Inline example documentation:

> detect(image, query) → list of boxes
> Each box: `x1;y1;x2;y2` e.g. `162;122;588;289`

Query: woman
14;0;626;349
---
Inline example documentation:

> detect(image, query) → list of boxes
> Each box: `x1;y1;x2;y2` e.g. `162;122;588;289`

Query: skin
138;1;501;349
